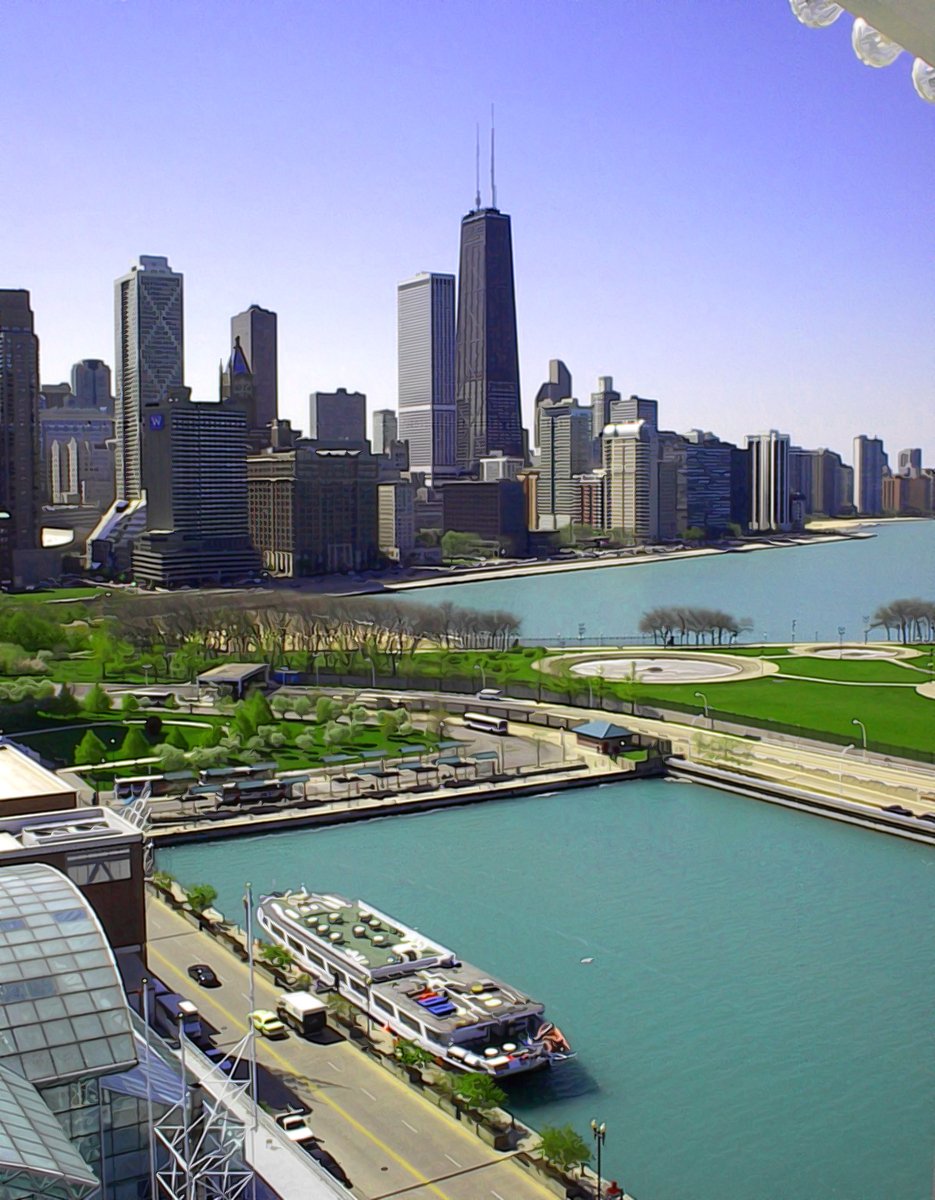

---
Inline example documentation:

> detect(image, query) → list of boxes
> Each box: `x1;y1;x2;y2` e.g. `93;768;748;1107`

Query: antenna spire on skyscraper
475;123;481;211
490;103;497;209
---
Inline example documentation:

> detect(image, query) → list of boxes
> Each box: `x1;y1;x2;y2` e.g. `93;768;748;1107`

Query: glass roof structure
0;863;136;1086
0;1063;98;1199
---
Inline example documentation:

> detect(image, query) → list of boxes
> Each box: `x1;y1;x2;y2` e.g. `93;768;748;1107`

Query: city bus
463;712;508;735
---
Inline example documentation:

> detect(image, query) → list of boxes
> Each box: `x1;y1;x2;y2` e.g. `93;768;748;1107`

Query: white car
275;1110;315;1144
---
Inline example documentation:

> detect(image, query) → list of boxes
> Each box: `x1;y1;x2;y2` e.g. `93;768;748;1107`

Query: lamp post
791;619;797;644
364;655;376;688
473;663;487;690
694;691;712;730
590;1120;606;1198
851;717;867;757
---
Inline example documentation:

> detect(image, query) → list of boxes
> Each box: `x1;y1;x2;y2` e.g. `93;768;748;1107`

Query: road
146;897;558;1200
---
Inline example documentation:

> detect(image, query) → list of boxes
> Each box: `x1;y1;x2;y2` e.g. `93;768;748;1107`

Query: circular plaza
542;650;777;684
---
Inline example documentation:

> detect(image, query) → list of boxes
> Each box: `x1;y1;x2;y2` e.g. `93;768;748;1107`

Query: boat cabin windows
398;1011;421;1034
372;995;394;1016
348;979;367;998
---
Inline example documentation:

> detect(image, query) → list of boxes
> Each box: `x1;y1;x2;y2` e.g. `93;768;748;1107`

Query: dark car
883;805;915;817
187;963;220;988
919;813;935;824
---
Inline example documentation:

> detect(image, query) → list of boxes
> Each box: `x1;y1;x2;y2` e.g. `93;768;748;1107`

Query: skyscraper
745;430;791;531
533;359;572;450
309;388;367;444
602;421;659;541
536;402;592;529
372;409;399;456
71;359;113;409
454;206;523;470
114;256;183;501
397;272;457;477
230;305;278;434
0;291;40;583
132;388;259;586
590;376;621;443
852;435;887;515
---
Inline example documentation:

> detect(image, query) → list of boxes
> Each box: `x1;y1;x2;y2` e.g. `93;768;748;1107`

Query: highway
146;896;558;1200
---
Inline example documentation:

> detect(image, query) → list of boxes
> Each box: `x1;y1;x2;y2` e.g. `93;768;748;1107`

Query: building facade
590;376;621;448
71;359;113;408
536;402;592;528
230;304;278;434
397;272;457;478
377;480;415;562
114;256;183;502
745;430;791;532
441;480;527;555
372;408;398;456
454;209;524;469
852;434;887;516
248;441;380;576
0;290;40;583
132;389;259;586
601;421;659;540
533;359;572;451
309;388;367;444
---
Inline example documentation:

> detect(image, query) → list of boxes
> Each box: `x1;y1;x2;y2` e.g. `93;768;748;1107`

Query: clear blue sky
5;0;933;460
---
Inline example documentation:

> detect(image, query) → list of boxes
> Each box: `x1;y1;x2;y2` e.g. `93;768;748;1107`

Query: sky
4;0;934;461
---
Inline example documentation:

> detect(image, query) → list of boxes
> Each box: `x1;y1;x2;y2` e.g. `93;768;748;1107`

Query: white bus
463;712;508;735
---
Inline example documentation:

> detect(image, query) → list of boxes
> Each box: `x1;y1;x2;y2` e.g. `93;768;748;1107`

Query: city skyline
4;2;933;459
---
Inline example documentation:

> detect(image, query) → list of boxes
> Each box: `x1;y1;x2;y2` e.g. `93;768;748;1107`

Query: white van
476;688;503;702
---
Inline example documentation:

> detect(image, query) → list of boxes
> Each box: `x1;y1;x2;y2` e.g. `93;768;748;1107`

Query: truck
154;993;203;1040
276;990;327;1037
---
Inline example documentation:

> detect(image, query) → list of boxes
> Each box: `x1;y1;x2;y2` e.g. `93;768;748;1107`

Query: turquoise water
159;780;935;1200
397;521;935;644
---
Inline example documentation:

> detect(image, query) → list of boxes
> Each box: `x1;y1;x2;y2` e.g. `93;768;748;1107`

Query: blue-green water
159;781;935;1200
398;520;935;644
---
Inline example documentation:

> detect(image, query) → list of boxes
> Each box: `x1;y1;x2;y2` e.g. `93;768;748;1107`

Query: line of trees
102;592;521;673
638;606;752;645
871;599;935;642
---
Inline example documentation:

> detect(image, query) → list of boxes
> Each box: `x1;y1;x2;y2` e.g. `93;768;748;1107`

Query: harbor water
158;778;935;1200
395;519;935;644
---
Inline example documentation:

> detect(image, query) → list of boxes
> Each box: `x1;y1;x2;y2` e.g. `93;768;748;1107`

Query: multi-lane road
146;897;560;1200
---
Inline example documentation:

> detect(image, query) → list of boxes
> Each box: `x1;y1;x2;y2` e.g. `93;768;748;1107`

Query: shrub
295;732;318;753
84;683;112;713
120;693;139;714
49;682;80;717
538;1125;591;1172
119;726;151;761
291;695;312;718
74;729;108;766
184;883;217;914
153;744;188;772
144;714;163;740
258;942;293;969
394;1039;433;1068
453;1072;507;1112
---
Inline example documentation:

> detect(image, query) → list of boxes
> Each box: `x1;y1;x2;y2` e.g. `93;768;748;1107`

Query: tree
120;693;139;714
244;688;274;726
144;714;163;740
394;1039;434;1069
74;729;108;766
152;870;174;891
452;1072;507;1112
119;726;151;761
165;726;189;751
325;993;353;1024
184;883;218;913
49;682;80;717
258;942;293;969
538;1124;592;1173
84;682;112;713
153;744;188;772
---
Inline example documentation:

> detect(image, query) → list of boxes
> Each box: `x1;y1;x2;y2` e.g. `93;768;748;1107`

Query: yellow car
248;1009;287;1038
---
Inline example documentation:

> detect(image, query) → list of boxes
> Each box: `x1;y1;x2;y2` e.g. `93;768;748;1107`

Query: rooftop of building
0;742;75;805
196;662;268;685
0;804;140;855
0;863;137;1087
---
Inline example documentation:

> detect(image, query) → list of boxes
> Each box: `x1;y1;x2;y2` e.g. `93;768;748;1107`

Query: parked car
248;1009;287;1038
187;963;220;988
275;1109;315;1145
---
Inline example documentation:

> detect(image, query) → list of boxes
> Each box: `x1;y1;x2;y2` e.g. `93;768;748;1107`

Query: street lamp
838;743;854;789
694;691;712;730
791;619;797;644
590;1120;606;1199
364;655;376;688
473;663;487;690
851;717;867;757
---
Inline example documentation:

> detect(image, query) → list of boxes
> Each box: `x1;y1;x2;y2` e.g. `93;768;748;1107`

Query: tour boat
256;889;574;1076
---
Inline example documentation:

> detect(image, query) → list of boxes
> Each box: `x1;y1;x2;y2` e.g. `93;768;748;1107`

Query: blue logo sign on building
149;413;165;431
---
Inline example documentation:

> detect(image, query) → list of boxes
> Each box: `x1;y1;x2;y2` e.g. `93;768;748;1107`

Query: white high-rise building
745;430;791;532
537;402;593;528
601;420;659;540
397;272;456;479
852;434;887;515
114;256;183;501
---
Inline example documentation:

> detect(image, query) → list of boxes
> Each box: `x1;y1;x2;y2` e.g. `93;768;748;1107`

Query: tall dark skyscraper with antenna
454;121;523;471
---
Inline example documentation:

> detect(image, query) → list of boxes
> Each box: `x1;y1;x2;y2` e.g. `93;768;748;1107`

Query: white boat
256;889;574;1077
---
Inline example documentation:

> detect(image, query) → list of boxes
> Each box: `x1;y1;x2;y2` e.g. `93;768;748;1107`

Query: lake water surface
159;778;935;1200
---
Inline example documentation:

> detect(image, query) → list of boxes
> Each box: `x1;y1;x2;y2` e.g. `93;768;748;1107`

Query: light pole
590;1120;606;1198
851;717;867;757
364;655;376;688
142;664;152;688
473;663;487;690
791;619;797;644
837;625;846;656
694;691;712;730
